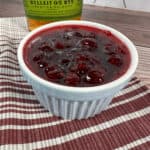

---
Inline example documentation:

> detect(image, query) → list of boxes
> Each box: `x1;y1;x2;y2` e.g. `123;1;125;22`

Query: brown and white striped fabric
0;17;149;150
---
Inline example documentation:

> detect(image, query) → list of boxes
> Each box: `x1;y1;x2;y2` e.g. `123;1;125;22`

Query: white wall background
84;0;150;12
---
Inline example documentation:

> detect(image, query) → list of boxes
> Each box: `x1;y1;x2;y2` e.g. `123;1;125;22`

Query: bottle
23;0;83;31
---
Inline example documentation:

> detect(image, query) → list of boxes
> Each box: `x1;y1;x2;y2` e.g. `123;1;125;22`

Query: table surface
0;0;150;88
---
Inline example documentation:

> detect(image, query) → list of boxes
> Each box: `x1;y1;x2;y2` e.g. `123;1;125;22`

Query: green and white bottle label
23;0;83;20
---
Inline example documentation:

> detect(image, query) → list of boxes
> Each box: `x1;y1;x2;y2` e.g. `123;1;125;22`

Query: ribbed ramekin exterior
21;69;129;119
33;87;114;119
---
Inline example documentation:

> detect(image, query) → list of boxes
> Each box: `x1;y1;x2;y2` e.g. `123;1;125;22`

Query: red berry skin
104;31;112;37
81;39;98;49
117;46;126;54
45;66;56;73
46;70;64;81
86;70;104;84
40;45;54;52
55;42;65;49
76;55;88;62
108;57;122;67
65;73;80;86
61;59;70;65
45;65;64;81
33;54;43;62
77;63;88;75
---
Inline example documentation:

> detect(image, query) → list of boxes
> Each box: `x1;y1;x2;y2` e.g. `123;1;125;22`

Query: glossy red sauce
24;25;131;87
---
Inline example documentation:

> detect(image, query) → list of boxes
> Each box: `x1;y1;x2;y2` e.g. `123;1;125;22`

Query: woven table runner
0;17;149;150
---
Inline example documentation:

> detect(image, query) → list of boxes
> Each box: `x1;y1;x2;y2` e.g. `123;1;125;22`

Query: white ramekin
17;20;138;119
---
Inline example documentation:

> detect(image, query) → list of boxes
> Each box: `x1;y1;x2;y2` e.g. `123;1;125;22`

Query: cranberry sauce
24;25;131;87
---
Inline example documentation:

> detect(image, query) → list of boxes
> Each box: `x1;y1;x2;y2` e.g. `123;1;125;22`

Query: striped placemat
0;17;149;150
